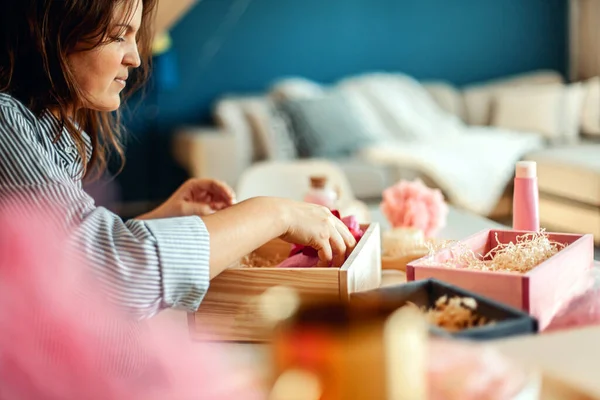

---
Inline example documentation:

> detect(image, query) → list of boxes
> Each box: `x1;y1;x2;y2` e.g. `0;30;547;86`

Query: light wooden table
156;206;600;396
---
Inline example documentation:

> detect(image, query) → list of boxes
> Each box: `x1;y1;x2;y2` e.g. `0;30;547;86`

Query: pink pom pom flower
380;179;449;238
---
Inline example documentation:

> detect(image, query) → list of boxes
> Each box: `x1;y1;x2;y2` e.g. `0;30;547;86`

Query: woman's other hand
278;200;357;268
137;178;236;220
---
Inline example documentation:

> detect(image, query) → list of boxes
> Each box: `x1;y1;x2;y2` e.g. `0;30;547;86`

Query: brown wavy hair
0;0;157;180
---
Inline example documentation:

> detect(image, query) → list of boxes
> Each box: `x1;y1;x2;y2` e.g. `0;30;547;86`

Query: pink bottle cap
515;161;537;179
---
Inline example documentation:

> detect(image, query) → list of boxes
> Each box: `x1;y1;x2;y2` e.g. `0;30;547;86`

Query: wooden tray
188;223;382;342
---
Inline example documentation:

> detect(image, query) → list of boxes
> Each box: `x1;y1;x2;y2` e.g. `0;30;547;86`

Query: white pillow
338;73;463;141
490;83;585;144
581;77;600;137
337;78;397;143
244;100;297;161
462;70;564;126
268;77;325;102
423;81;467;122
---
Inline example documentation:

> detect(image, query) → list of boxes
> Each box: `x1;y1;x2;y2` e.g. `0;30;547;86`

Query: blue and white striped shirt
0;93;210;319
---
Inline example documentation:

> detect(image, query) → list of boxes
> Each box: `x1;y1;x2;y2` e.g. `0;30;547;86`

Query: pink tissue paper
277;210;364;268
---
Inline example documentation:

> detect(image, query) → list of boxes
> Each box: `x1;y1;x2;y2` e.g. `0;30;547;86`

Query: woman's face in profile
67;0;143;112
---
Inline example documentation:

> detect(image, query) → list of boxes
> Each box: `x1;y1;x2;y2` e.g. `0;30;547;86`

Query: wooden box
406;229;594;330
188;223;382;342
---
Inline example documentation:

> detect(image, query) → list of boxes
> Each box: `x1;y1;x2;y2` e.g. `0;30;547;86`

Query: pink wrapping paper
428;340;532;400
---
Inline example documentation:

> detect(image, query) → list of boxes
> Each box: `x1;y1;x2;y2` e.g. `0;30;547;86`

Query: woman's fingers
208;180;237;205
316;217;353;268
189;179;237;206
316;242;333;268
333;217;357;257
329;229;347;268
278;200;360;268
209;201;229;211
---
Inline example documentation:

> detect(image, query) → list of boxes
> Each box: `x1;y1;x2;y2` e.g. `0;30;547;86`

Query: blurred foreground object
267;288;542;400
268;295;428;400
545;264;600;332
0;201;263;399
352;279;538;341
427;340;539;400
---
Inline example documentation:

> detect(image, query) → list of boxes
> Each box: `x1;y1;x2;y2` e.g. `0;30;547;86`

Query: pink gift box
406;229;594;330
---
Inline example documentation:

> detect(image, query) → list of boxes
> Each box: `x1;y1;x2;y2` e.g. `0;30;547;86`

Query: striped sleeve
0;105;211;319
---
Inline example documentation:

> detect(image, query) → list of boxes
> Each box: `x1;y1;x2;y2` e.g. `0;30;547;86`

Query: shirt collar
41;110;93;161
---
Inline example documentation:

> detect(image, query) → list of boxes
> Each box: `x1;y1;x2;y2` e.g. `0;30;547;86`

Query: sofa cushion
213;96;258;166
278;91;378;158
336;73;464;141
525;143;600;206
269;77;326;101
581;77;600;138
490;82;585;145
337;80;398;143
423;81;467;122
538;197;600;244
245;100;298;160
462;70;564;126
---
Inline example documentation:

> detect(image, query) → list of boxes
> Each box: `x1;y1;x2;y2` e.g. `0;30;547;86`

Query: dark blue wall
158;0;568;126
117;0;568;209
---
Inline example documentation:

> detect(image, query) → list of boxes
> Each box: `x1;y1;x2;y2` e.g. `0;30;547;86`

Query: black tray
350;278;538;340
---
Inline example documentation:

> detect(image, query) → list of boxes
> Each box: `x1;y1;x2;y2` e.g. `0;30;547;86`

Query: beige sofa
173;70;600;243
525;145;600;243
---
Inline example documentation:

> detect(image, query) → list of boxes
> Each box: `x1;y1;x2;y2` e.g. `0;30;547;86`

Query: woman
0;0;356;319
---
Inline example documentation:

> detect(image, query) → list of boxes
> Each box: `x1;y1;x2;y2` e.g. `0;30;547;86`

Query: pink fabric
0;203;263;399
277;210;364;268
278;253;319;268
380;178;449;238
428;340;531;400
545;263;600;332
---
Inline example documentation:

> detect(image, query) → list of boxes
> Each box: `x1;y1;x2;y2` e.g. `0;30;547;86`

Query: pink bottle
304;176;338;209
512;161;540;231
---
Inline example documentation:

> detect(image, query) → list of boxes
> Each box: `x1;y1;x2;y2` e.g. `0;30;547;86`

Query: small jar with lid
304;175;338;209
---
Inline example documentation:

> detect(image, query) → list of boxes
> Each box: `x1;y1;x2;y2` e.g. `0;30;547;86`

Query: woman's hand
201;197;358;277
137;178;236;220
278;200;357;268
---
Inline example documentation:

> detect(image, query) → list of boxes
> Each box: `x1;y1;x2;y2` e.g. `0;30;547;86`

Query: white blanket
339;73;545;215
358;130;544;215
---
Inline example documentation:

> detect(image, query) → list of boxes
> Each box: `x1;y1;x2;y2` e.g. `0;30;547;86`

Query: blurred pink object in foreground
545;263;600;332
428;339;532;400
0;202;263;399
380;178;449;238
